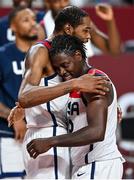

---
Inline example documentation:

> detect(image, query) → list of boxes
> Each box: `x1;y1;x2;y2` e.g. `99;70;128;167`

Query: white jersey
23;42;70;178
67;68;123;166
25;73;68;129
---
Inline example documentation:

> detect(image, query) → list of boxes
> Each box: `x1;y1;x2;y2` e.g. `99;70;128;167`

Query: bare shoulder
25;44;49;70
83;68;114;105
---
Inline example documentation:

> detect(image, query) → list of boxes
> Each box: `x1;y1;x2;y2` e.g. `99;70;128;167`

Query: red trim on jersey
36;40;51;49
40;20;44;27
88;68;107;77
43;41;51;49
70;91;81;98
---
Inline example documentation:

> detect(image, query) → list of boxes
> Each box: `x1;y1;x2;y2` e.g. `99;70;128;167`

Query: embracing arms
27;83;113;159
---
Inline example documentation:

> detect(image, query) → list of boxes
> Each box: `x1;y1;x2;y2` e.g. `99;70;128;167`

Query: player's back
23;41;70;179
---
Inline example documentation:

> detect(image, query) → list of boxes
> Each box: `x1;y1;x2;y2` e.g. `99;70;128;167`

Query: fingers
117;105;123;123
8;114;13;127
27;141;39;159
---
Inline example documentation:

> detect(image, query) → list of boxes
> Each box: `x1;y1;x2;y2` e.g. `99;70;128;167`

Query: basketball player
0;7;38;178
41;0;121;57
0;0;45;47
8;6;110;179
27;34;125;179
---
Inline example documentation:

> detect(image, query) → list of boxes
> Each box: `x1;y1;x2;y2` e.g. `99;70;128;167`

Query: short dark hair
50;34;87;60
9;6;27;26
54;6;89;32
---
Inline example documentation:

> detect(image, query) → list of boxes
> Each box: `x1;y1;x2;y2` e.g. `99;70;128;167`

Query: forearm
0;103;11;120
18;79;77;108
106;18;121;55
47;126;103;148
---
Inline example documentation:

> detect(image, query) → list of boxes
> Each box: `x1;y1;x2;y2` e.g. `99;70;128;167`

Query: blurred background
0;0;134;179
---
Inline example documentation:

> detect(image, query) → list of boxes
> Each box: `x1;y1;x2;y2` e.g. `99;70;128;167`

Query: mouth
30;28;38;34
62;73;72;81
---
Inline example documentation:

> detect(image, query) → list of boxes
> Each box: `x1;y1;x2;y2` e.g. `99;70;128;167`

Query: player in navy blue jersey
0;6;38;178
0;0;45;47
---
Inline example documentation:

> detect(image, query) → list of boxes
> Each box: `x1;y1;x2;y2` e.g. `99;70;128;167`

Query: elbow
18;94;29;108
96;130;105;142
111;49;121;56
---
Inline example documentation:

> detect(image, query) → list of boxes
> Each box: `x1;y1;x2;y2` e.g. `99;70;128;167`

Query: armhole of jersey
37;40;51;50
88;68;108;77
81;94;88;107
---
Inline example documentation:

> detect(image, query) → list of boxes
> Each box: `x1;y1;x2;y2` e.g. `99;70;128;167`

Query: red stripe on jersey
88;68;108;77
42;41;51;49
37;40;51;49
70;91;81;98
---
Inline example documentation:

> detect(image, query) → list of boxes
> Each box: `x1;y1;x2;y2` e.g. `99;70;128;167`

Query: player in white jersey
41;0;121;57
8;7;110;179
27;35;124;179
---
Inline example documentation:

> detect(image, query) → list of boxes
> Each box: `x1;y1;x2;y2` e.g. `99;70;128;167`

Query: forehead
15;9;35;19
52;52;73;64
13;0;31;5
45;0;60;4
80;16;91;27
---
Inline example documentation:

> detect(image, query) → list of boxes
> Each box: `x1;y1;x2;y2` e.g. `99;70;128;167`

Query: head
13;0;33;8
50;35;87;81
44;0;70;18
9;7;38;41
54;6;91;43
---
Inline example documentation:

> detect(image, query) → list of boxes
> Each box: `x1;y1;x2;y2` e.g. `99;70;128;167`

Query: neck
48;31;64;42
81;62;90;76
53;30;64;37
15;37;36;53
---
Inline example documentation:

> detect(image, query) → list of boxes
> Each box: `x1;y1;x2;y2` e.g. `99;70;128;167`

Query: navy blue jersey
0;11;45;47
36;11;45;23
0;15;15;47
0;42;26;136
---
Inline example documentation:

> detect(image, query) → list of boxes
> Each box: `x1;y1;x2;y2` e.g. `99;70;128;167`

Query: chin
84;39;88;43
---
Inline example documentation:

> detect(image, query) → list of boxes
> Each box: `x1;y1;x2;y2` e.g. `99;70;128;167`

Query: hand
13;119;27;142
8;102;25;127
117;104;122;123
27;138;51;159
76;74;110;95
95;3;114;21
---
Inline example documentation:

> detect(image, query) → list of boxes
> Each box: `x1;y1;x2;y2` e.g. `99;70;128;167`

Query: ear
74;50;83;61
10;22;16;33
63;23;74;35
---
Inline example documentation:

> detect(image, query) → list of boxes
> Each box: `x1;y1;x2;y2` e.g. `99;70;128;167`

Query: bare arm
0;102;26;141
27;84;113;158
18;45;110;108
0;102;11;120
91;3;121;55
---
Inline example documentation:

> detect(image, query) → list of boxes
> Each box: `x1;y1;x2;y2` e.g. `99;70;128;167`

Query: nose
87;32;91;40
30;18;36;26
59;67;66;76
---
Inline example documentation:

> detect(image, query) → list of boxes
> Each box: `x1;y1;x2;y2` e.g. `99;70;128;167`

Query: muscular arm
91;4;121;55
48;87;112;146
18;45;110;108
18;45;75;108
91;21;120;55
27;84;113;158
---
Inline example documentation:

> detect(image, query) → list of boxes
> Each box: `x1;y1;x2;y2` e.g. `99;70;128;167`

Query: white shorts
0;137;25;178
23;127;70;179
72;158;124;179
